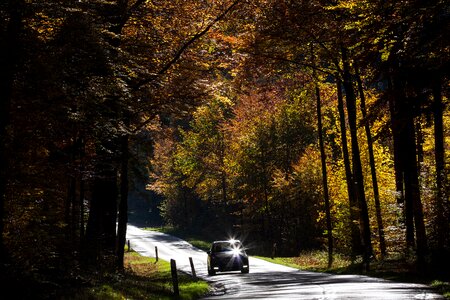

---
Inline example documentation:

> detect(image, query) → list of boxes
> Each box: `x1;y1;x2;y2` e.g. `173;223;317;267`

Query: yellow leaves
380;44;393;62
325;0;358;11
29;13;63;41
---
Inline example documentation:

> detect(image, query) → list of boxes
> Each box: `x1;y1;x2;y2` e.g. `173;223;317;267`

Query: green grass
431;280;450;299
61;251;210;299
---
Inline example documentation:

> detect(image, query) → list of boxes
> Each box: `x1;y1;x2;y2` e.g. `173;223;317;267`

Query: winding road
126;225;443;299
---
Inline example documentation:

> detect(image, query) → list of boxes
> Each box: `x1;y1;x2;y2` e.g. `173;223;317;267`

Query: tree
356;70;387;258
315;83;333;268
0;0;24;268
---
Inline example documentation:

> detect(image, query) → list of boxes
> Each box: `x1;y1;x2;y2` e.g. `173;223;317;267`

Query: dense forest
0;0;449;294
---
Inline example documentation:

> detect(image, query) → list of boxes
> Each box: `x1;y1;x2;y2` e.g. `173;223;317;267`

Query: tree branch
133;0;242;91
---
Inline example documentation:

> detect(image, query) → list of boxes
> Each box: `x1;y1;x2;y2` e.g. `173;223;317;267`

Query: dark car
207;240;249;275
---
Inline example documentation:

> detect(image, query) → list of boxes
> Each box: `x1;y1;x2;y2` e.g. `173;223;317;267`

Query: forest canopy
0;0;449;294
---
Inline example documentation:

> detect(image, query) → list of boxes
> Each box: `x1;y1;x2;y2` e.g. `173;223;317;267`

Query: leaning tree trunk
341;47;372;270
315;84;333;268
356;72;386;258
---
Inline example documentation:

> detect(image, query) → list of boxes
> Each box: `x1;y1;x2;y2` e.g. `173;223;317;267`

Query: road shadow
226;270;443;299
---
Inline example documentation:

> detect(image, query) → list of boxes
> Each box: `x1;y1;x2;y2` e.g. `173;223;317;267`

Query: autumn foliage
0;0;449;294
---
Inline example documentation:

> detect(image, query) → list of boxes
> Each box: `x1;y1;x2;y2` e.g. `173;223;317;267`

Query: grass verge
61;251;209;299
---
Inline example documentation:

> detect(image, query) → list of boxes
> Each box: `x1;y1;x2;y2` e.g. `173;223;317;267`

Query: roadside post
189;257;197;279
155;246;158;262
170;259;179;296
127;240;131;252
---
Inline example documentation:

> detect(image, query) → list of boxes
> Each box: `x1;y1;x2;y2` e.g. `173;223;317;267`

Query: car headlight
232;247;242;256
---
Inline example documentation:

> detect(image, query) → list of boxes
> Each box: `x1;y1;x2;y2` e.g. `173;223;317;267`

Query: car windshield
212;241;243;252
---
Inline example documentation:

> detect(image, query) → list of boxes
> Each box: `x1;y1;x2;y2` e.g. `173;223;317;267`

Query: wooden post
189;257;197;279
155;246;158;262
127;240;130;252
170;259;179;296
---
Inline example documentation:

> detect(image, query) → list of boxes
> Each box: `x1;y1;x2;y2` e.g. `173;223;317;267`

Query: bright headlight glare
232;247;242;256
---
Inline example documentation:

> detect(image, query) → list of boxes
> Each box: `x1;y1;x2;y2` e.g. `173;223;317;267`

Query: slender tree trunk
219;132;227;205
416;121;424;173
356;72;386;258
432;82;449;256
117;133;129;270
79;137;86;257
66;133;77;243
260;139;272;253
315;85;333;268
341;47;372;269
71;137;82;245
337;79;361;259
67;175;76;241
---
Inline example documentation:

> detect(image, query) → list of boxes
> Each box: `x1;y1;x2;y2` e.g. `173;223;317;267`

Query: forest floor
2;250;209;300
58;251;210;299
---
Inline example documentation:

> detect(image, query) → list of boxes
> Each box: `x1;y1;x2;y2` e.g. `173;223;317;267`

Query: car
207;239;249;275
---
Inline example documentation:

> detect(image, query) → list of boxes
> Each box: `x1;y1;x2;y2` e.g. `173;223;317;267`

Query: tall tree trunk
401;107;427;270
315;85;333;268
416;121;424;173
390;76;414;251
337;79;361;259
117;133;129;270
356;71;386;258
0;0;24;269
219;132;227;205
387;78;405;208
432;81;449;257
67;175;76;242
260;139;272;253
341;47;372;269
85;158;118;266
79;137;86;257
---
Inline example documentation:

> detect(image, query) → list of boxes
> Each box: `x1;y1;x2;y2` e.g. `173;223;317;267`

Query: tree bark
315;85;333;268
356;71;386;258
390;76;415;251
117;133;129;270
341;47;372;269
336;79;361;259
432;81;449;255
402;110;427;269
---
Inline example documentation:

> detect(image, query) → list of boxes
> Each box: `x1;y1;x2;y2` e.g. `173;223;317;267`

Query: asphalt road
126;225;443;299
